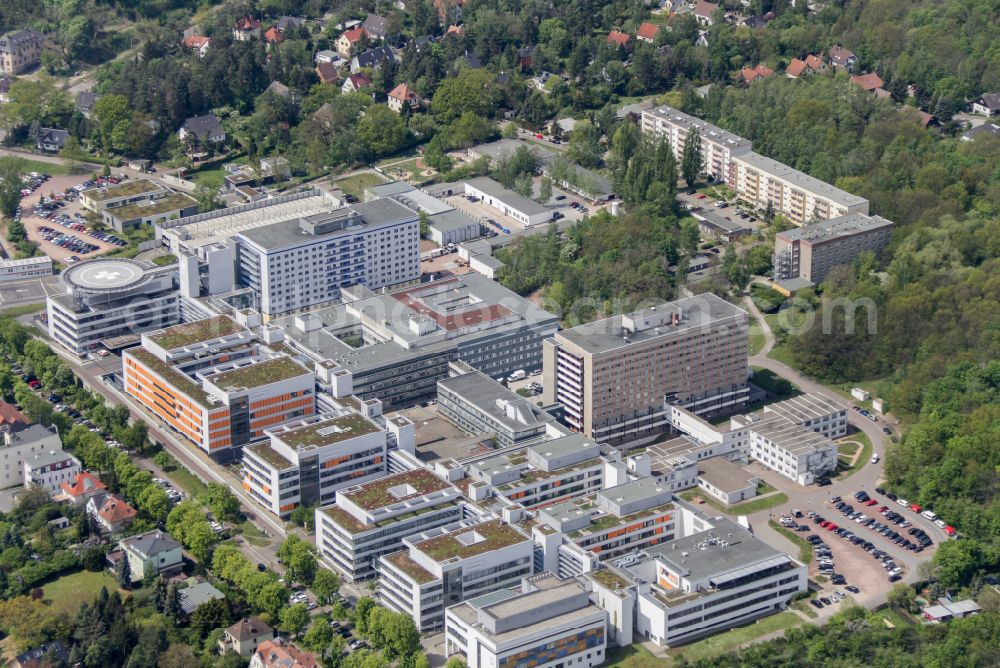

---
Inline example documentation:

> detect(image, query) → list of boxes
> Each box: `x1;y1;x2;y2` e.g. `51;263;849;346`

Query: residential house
87;493;137;533
695;30;710;47
916;110;937;127
741;65;773;83
13;641;69;668
261;156;291;180
388;83;419;113
741;15;770;29
694;0;719;25
276;16;308;32
115;529;183;582
455;50;481;70
179;580;226;617
179;113;225;145
0;29;42;74
233;17;262;41
971;92;1000;116
342;73;370;93
0;420;62;490
961;123;1000;141
250;640;318;668
851;72;884;93
828;45;857;71
517;45;535;70
0;75;11;103
786;54;825;78
636;22;658;43
264;81;294;100
446;24;465;37
219;617;275;657
337;27;365;58
23;449;80;494
36;128;68;152
363;15;390;41
607;30;631;48
314;49;339;64
75;91;96;117
263;27;284;46
58;471;106;505
350;47;395;73
183;34;211;57
316;62;339;85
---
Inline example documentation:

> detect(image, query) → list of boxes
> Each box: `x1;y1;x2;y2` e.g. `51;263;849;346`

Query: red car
27;379;40;389
865;499;878;506
910;504;922;513
826;523;838;531
696;194;707;199
879;506;889;512
819;520;830;528
944;526;956;536
535;133;544;139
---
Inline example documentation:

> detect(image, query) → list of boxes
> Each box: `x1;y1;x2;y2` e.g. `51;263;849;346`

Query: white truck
506;369;526;383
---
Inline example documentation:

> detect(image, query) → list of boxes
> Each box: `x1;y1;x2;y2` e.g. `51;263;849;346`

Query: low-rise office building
47;258;180;356
81;179;169;213
773;213;894;285
464;177;554;228
445;575;608;668
640;105;751;182
729;152;869;225
315;468;465;581
379;518;534;631
0;256;53;282
103;193;199;232
243;411;388;518
437;368;556;448
542;294;749;446
123;316;314;462
588;519;807;646
275;273;559;408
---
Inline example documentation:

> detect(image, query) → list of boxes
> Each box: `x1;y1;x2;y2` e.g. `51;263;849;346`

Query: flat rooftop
412;519;527;562
438;370;553;432
466;176;549;216
110;193;197;221
735;152;868;208
147;316;244;350
698;457;757;493
206;355;310;390
126;347;214;408
83;179;164;202
763;394;843;424
777;213;894;245
556;293;747;355
744;414;835;456
340;468;452;511
645;105;752;152
383;550;436;584
428;208;479;233
244;441;294;470
274;413;381;450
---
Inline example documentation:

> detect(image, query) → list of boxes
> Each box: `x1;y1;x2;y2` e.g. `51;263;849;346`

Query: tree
353;597;377;634
117;422;148;454
92;94;130;155
0;157;26;216
538;177;553;203
203;483;241;523
190;597;231;641
431;69;499;122
277;535;317;585
194;183;221;213
312;568;340;604
303;616;333;652
886;583;917;613
279;603;310;636
566;120;602;168
357;105;408;157
418;210;430;238
681;127;703;187
116;554;132;589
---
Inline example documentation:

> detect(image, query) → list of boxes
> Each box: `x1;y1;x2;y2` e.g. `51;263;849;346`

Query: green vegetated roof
83;179;163;201
208;356;309;390
111;193;197;221
245;442;294;470
343;469;451;511
414;519;526;562
591;569;630;591
322;500;461;534
127;347;214;409
384;551;436;584
148;316;244;350
279;414;380;450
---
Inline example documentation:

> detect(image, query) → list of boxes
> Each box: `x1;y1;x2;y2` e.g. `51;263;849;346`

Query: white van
921;510;937;521
871;453;879;464
506;369;526;382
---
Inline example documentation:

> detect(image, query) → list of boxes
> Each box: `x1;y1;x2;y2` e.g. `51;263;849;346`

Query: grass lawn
838;442;860;456
334;172;387;198
160;453;208;497
748;321;766;356
768;520;813;564
834;431;872;479
603;643;662;668
239;520;271;547
191;166;225;189
17;158;79;176
0;303;45;317
874;607;916;629
681;490;789;515
43;570;118;615
757;480;778;495
671;612;802;663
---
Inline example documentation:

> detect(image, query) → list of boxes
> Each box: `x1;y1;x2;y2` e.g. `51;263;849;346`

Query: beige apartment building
0;30;42;74
773;213;894;285
729;152;869;226
542;294;749;446
640;105;751;182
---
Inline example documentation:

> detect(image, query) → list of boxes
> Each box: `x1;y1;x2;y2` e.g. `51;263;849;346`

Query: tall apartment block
122;316;314;462
640;105;751;182
728;152;869;226
0;29;42;74
773;213;894;285
379;519;534;631
47;258;180;356
242;412;388;518
315;469;465;581
235;198;420;317
542;294;749;446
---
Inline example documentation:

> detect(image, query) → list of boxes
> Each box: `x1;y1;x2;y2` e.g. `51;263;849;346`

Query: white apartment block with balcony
445;574;608;668
728;152;869;226
379;518;534;631
588;519;807;647
315;468;465;581
242;411;388;518
640;106;751;182
23;449;81;494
